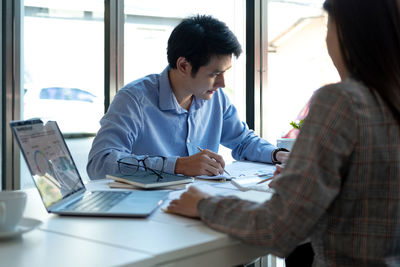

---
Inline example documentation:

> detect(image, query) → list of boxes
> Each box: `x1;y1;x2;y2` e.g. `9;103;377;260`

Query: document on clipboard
231;175;275;193
195;161;276;181
195;173;232;181
224;161;276;192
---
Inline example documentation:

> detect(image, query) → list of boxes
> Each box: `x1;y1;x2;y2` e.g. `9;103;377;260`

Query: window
23;0;104;134
124;0;246;161
263;0;340;143
124;0;247;121
21;0;105;187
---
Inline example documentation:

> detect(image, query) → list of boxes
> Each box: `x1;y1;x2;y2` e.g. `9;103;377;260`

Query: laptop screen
10;119;85;208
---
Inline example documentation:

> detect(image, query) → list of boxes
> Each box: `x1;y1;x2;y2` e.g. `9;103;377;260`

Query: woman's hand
273;163;285;176
166;186;212;218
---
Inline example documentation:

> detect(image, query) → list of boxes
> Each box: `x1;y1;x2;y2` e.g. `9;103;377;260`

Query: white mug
0;191;27;233
276;138;296;151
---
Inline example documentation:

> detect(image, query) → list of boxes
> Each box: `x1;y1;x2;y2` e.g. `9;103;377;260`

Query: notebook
108;181;188;190
106;172;193;189
10;119;169;217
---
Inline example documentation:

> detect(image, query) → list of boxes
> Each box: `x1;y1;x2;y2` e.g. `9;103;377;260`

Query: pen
256;176;274;184
197;146;231;176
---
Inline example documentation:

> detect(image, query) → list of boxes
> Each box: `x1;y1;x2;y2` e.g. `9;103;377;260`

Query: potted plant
276;119;304;151
290;119;304;130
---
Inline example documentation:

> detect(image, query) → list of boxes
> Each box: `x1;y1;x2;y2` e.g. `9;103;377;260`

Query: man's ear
176;57;192;76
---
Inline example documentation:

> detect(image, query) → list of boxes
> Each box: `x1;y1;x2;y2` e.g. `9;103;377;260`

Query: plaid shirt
198;78;400;266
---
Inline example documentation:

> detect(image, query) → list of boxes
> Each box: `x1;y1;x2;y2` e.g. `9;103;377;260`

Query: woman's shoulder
313;78;394;124
314;78;371;105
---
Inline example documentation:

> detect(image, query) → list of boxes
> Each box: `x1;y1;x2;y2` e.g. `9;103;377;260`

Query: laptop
10;119;170;217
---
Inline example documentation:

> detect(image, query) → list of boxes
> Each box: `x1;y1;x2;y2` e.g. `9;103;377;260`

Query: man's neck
169;69;193;111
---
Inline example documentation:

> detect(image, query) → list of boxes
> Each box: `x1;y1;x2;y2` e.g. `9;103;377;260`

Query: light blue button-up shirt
87;67;276;179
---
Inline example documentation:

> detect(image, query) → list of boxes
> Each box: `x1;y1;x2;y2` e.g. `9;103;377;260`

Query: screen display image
12;120;84;207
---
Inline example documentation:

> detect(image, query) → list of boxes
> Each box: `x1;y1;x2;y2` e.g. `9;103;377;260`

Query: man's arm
87;89;177;179
87;87;229;179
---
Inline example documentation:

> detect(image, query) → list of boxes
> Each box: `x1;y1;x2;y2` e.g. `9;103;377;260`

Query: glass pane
124;0;246;121
264;0;340;143
22;0;104;188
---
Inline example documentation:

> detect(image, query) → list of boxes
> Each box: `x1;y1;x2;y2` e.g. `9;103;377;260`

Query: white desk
0;161;276;267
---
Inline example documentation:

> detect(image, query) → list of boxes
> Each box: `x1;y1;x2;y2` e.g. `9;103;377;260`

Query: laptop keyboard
66;191;130;212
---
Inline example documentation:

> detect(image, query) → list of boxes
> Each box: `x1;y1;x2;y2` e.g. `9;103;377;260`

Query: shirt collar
158;66;206;113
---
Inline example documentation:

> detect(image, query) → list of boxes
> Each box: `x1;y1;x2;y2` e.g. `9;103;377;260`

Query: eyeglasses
117;156;166;182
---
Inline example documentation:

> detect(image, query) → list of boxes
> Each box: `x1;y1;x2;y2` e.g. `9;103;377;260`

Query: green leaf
290;119;304;129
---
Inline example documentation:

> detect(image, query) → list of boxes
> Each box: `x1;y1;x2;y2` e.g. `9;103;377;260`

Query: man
87;15;289;180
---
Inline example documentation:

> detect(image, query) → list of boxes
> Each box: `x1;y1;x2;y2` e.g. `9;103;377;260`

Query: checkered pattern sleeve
198;79;400;264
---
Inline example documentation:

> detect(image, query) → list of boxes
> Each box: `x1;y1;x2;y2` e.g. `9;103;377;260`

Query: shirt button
187;139;190;143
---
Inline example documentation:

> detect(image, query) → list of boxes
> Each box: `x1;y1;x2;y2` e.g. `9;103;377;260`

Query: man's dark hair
167;15;242;76
323;0;400;122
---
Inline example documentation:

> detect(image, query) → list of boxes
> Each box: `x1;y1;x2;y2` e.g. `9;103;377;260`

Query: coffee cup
0;191;27;233
276;138;296;151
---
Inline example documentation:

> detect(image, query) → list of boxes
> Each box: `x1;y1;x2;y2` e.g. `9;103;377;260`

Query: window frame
2;0;22;190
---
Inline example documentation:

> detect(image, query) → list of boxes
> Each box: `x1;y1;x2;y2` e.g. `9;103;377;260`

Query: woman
167;0;400;265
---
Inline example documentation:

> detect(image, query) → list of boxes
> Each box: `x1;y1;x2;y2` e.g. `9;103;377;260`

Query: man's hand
175;149;225;176
166;186;211;218
276;151;290;164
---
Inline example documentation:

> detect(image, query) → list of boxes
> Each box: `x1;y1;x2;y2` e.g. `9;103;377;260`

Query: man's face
188;55;232;100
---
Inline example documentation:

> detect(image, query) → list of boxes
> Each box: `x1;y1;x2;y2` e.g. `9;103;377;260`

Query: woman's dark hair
323;0;400;121
167;15;242;76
